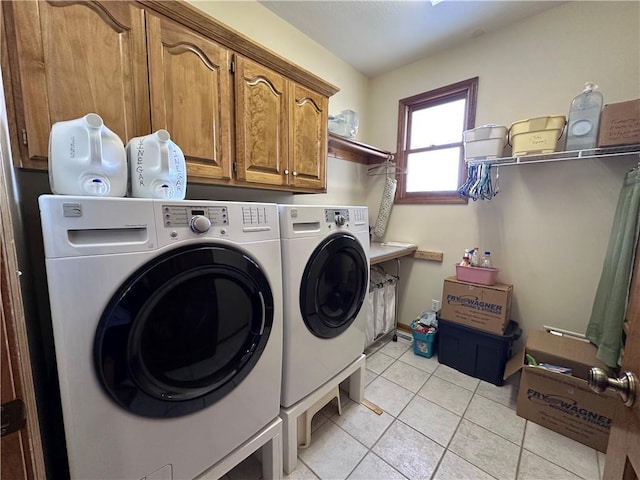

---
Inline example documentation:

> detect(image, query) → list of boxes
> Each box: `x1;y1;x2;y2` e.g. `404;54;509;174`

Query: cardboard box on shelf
440;277;512;334
598;99;640;147
504;331;616;453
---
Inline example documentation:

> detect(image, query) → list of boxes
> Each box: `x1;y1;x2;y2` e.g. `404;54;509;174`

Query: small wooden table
369;242;418;341
370;242;418;265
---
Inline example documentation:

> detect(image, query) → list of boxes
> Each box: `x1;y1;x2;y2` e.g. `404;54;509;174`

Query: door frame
603;235;640;478
0;38;46;478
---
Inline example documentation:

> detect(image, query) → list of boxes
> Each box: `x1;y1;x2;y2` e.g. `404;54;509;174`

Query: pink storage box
455;265;500;286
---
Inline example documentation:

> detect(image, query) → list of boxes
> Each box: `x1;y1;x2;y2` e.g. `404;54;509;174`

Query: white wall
187;0;371;205
367;1;640;334
187;156;369;207
188;1;369;119
189;0;640;334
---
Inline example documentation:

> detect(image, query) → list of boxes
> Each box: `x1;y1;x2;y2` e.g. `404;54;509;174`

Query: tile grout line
360;349;479;480
366;350;460;480
299;345;591;480
461;396;525;447
282;341;432;478
328;356;414;480
301;348;470;480
372;361;433;480
426;377;500;480
352;344;419;479
436;373;530;478
514;420;527;480
518;445;592;480
359;342;433;479
309;345;403;478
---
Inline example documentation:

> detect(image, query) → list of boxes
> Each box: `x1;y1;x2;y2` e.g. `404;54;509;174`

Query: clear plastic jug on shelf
48;113;127;197
328;109;359;139
126;129;186;200
566;82;604;151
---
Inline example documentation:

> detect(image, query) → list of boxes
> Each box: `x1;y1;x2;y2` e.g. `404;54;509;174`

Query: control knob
189;215;211;234
335;214;346;226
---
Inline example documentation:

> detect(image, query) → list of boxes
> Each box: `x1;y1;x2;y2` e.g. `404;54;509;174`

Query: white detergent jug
126;129;186;200
48;113;127;196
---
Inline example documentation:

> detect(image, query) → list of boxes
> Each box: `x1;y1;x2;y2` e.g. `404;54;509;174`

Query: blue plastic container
412;326;437;358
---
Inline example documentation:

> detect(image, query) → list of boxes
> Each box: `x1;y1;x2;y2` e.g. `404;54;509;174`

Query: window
395;77;478;204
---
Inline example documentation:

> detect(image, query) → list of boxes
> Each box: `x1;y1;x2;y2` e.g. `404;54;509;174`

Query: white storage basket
463;125;508;161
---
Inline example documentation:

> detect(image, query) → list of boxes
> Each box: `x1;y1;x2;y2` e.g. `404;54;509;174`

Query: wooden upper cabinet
234;55;288;187
289;83;328;191
3;1;150;170
235;56;329;191
3;0;336;191
146;13;232;182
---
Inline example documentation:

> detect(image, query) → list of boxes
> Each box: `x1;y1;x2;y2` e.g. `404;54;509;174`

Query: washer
278;204;369;408
38;195;283;480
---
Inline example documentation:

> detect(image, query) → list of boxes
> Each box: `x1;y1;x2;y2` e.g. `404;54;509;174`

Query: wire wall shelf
465;143;640;167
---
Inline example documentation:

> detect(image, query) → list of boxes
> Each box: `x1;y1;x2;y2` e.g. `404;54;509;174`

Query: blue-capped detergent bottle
566;82;604;151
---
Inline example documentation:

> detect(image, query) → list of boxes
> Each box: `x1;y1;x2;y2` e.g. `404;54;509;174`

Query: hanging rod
367;156;406;176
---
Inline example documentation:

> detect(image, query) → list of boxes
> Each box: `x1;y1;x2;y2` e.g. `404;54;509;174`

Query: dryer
278;205;369;408
38;195;282;480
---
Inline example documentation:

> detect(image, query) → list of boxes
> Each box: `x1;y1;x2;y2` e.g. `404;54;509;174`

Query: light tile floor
224;335;606;480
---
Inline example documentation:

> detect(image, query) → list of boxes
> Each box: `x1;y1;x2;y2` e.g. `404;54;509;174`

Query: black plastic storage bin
437;317;521;386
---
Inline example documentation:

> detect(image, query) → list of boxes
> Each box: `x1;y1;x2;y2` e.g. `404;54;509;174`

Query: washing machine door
300;233;368;339
94;244;274;418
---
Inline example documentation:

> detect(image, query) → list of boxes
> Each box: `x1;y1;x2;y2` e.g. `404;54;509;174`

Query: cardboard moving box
440;277;512;334
505;331;616;452
598;98;640;147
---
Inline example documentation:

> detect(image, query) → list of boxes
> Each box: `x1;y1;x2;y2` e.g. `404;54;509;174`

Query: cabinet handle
292;171;298;176
284;169;289;175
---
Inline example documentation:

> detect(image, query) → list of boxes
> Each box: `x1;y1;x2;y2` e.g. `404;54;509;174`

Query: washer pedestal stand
280;354;366;474
195;417;283;480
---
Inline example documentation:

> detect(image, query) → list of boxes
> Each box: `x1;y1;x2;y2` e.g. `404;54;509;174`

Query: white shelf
466;144;640;166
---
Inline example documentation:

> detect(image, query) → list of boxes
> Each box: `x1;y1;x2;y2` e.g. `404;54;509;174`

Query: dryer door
94;244;274;418
300;233;368;339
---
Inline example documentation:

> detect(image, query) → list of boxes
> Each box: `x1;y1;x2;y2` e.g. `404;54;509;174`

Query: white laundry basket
366;268;397;347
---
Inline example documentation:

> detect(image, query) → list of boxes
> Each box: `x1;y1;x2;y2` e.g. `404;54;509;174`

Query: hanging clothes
586;166;640;368
458;163;499;201
371;175;397;240
369;156;400;241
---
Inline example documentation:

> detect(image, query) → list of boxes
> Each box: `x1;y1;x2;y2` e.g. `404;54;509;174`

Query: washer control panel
325;208;350;226
163;205;228;229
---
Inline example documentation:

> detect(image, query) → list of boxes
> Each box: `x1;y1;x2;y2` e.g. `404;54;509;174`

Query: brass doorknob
588;368;637;407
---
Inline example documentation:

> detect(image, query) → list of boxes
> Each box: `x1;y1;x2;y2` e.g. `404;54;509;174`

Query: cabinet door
289;83;328;191
3;1;150;170
146;13;232;182
234;55;288;186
